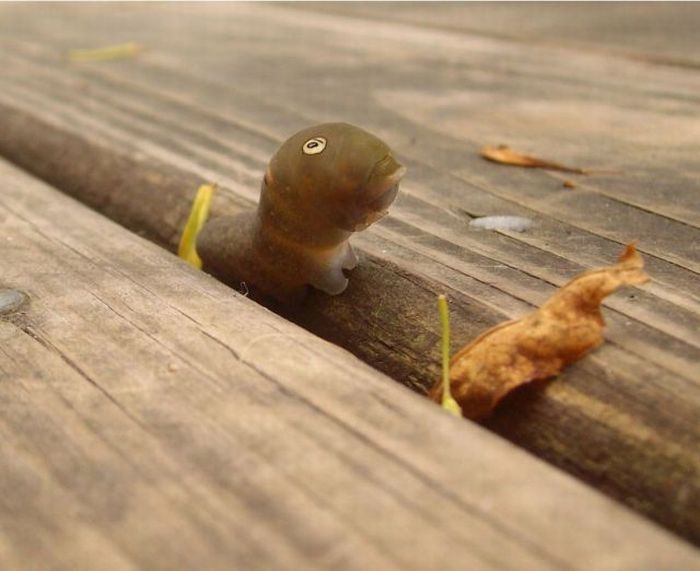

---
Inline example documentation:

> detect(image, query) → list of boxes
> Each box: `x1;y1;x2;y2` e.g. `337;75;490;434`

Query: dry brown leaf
480;144;588;174
429;244;649;419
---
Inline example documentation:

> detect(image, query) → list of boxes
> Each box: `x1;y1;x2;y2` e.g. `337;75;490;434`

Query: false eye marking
302;137;327;155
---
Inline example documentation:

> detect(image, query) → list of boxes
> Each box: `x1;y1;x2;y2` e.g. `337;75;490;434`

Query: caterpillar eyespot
302;137;327;155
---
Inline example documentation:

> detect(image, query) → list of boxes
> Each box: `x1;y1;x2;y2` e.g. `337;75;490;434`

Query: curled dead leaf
480;145;588;174
429;244;649;419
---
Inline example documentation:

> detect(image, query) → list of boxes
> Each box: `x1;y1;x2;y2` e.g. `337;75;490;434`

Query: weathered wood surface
0;2;698;545
5;160;699;570
306;2;700;68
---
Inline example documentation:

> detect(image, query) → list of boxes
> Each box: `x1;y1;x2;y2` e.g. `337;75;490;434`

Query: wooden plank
299;2;700;68
0;3;698;545
4;160;698;569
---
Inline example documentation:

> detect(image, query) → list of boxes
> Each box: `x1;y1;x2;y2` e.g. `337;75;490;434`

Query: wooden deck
0;3;698;568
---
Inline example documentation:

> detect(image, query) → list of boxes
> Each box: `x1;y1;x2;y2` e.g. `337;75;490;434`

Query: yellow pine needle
67;42;143;63
438;294;462;417
178;183;217;269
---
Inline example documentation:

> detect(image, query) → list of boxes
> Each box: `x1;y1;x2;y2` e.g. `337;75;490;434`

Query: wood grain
300;2;700;69
5;159;699;569
0;3;698;545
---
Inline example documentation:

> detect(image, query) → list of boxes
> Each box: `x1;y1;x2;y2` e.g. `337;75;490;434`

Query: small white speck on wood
0;288;27;315
469;216;533;232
